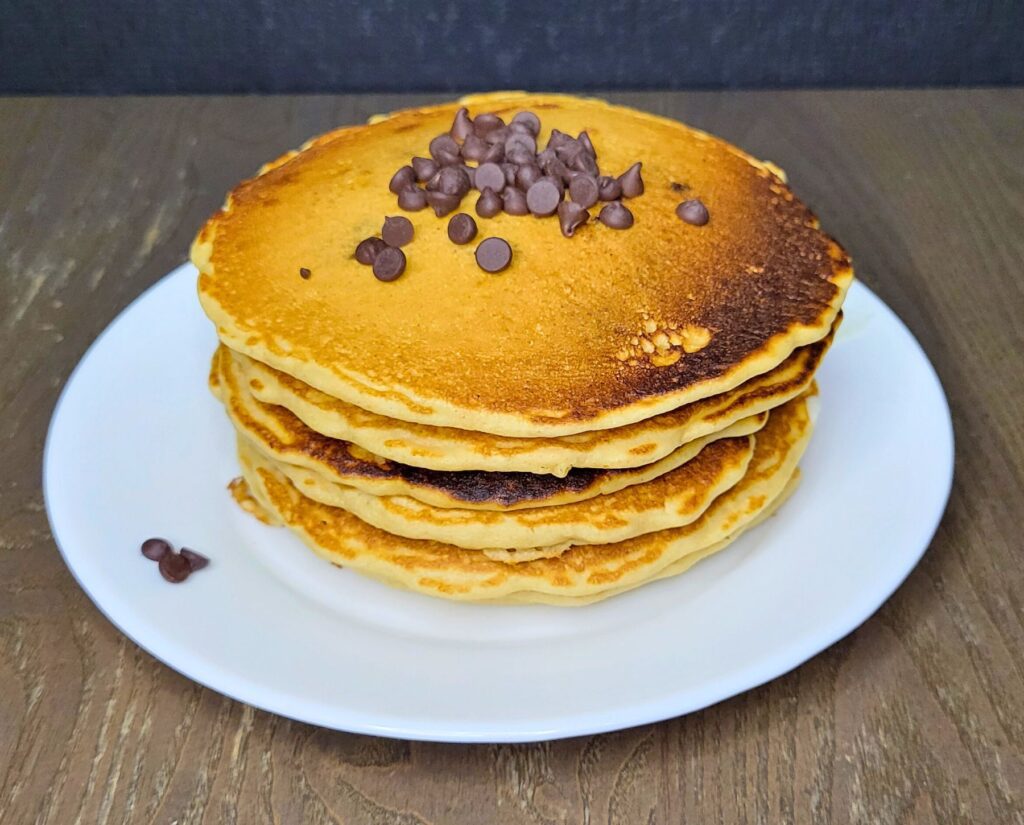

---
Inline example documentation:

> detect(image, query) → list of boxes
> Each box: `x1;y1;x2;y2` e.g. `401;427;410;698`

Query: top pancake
194;92;851;437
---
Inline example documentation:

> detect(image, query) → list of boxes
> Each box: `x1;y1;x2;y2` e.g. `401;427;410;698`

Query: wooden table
2;90;1022;824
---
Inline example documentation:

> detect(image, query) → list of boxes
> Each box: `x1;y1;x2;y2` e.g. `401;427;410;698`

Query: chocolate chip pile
353;106;710;281
389;107;646;240
140;537;209;583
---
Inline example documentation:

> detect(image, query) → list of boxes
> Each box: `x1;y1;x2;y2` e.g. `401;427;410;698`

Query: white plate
44;263;953;743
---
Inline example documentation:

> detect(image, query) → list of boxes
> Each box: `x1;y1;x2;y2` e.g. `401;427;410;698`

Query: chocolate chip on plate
676;198;710;226
159;551;191;583
412;156;439;182
397;186;427;211
599;201;634;229
569;175;599;208
619;162;644;198
447;212;478;244
382;216;414;247
141;537;172;561
526;178;562;216
557;201;589;237
372;246;407;281
598;175;622;201
475;187;504;218
355;237;386;264
502;187;529;215
299;267;312;279
475;237;513;273
450;106;474;141
180;548;209;571
474;162;506;193
389;165;416;194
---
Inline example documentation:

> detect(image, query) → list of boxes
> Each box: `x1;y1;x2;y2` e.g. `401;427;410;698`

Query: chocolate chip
437;165;471;196
475;162;506;193
459;164;476;188
447;212;478;244
502;187;529;215
180;548;209;571
426;190;461;217
355;237;386;264
141;537;171;561
475;187;503;218
475;237;512;273
546;129;571;151
412;156;438;182
547;158;572;185
429;134;461;165
619;162;644;198
474;113;505;136
676;198;710;226
389;165;416;194
526;178;562;216
483;126;509;146
516;163;543;191
505;132;537;157
555;138;582;164
536;148;557;170
159;551;191;583
511;111;541;135
382;216;414;247
397;186;427;211
577;131;597;158
598;175;622;201
451;106;474;141
599;201;634;229
480;141;505;164
557;201;589;237
502;163;518;186
461;133;487;162
506;146;535;166
373;246;406;281
572;152;599;176
299;267;312;280
569;175;599;208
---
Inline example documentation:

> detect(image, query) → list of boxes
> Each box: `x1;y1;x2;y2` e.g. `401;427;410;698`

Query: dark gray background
1;0;1022;94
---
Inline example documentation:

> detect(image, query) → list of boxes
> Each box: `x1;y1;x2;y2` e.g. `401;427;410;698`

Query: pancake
193;92;852;437
215;345;768;511
236;392;813;602
229;319;834;475
258;421;758;551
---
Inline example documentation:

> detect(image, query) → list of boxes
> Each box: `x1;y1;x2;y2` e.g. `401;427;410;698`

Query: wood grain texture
1;90;1022;824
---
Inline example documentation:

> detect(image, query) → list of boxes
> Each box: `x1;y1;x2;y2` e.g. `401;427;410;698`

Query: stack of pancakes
193;93;852;605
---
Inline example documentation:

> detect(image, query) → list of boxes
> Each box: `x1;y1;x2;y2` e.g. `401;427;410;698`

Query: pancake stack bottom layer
193;93;853;605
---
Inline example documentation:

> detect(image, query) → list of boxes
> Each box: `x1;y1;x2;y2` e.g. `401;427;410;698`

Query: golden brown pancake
236;392;813;602
215;345;767;511
193;93;851;437
228;319;835;475
257;423;756;551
